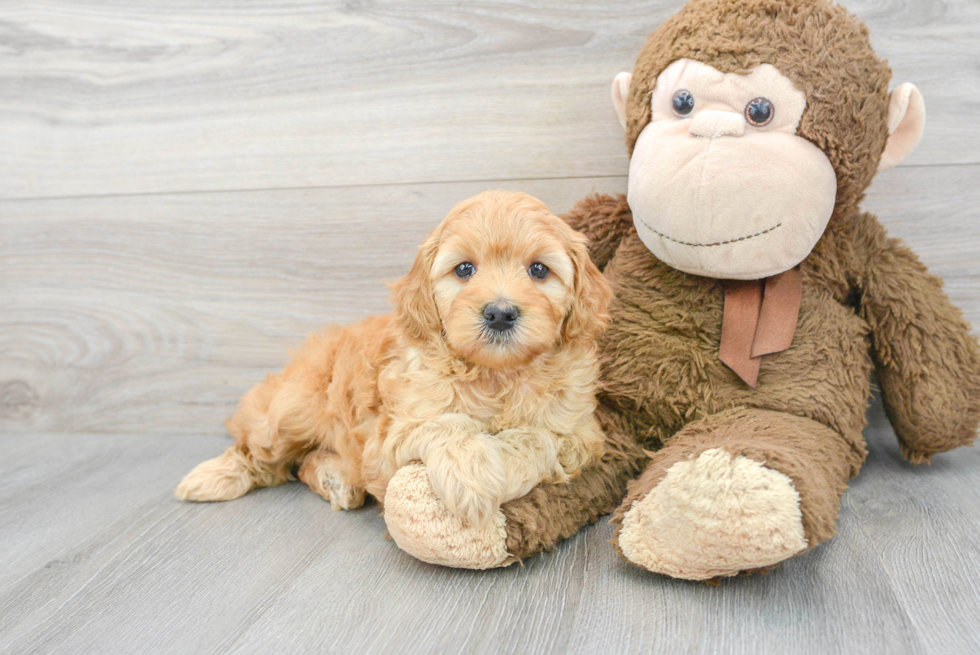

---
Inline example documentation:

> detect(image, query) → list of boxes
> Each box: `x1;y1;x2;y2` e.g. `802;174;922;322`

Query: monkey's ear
879;83;926;172
611;72;632;130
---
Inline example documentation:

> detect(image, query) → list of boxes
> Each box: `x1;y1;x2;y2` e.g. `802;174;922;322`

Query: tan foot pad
384;464;510;570
619;448;807;580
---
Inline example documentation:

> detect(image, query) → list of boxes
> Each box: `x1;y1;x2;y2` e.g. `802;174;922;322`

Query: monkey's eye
672;90;695;117
528;262;550;280
454;262;475;279
745;97;774;126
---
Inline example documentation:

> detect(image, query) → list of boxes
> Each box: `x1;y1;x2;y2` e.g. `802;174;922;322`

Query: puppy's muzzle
482;302;520;334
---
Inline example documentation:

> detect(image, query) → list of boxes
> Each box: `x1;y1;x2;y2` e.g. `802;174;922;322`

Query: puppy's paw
175;451;253;502
298;453;366;511
385;464;510;569
425;436;506;528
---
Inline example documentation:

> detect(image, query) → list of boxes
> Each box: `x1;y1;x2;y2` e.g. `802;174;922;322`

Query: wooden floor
2;1;979;653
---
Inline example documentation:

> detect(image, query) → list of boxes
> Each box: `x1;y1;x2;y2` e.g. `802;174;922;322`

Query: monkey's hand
856;212;980;462
561;193;634;270
384;463;511;569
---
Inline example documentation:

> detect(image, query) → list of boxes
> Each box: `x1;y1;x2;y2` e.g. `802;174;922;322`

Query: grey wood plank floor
2;1;979;653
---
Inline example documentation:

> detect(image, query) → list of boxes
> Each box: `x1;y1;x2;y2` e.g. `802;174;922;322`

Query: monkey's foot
617;448;807;580
384;464;510;569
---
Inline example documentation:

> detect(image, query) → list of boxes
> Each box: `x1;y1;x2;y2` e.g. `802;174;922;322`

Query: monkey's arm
853;212;980;463
497;404;647;561
382;403;647;567
561;193;634;270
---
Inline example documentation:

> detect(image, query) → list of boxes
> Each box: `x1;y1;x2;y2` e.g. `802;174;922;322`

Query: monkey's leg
613;408;866;580
383;405;647;569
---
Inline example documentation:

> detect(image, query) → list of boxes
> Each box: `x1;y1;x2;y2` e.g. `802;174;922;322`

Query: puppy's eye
454;262;475;279
745;97;774;126
528;262;550;280
672;90;695;117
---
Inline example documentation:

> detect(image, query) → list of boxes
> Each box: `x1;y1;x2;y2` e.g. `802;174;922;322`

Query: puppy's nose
483;303;520;332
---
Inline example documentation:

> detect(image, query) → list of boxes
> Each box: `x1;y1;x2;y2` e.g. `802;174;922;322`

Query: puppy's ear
392;233;442;343
561;226;613;345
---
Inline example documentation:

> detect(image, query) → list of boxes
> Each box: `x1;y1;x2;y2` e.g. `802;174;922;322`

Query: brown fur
624;0;891;211
495;0;980;569
611;408;864;550
176;191;613;529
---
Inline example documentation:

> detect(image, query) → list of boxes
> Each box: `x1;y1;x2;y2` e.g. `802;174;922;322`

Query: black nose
483;303;520;332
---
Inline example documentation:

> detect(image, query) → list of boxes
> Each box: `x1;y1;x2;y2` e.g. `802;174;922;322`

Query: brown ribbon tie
718;267;803;388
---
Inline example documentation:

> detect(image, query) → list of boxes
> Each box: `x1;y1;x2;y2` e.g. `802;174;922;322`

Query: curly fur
485;0;980;572
175;191;612;528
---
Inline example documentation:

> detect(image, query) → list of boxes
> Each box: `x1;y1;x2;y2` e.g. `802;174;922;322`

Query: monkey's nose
689;110;745;138
483;302;520;333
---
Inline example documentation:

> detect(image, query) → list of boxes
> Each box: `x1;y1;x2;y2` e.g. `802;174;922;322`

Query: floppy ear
391;233;442;343
561;227;613;346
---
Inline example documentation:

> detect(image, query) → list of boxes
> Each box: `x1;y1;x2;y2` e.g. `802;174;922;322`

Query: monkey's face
626;59;837;280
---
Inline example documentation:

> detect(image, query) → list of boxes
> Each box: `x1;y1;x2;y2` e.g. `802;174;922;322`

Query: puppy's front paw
425;436;506;527
385;464;510;569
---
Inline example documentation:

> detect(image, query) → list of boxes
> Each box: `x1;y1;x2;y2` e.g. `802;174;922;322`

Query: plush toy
382;0;980;579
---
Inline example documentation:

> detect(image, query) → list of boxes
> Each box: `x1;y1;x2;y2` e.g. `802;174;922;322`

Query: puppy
176;190;612;527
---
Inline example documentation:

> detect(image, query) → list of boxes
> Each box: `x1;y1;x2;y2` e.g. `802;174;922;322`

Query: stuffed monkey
382;0;980;579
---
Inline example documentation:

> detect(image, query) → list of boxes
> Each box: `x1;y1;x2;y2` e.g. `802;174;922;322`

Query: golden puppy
176;190;612;527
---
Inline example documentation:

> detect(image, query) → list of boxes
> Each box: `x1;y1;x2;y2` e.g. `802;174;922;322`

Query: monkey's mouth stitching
638;220;783;248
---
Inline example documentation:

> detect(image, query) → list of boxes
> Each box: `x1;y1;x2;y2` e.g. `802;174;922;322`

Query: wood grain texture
1;410;978;655
3;166;979;436
0;176;622;435
845;401;980;655
2;0;980;652
1;0;978;199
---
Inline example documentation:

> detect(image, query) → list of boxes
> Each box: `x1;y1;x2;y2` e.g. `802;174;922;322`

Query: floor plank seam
208;511;339;655
5;500;193;654
849;499;930;655
0;174;629;205
2;161;976;205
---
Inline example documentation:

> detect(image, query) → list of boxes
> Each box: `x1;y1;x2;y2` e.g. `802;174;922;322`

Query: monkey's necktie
718;268;803;388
